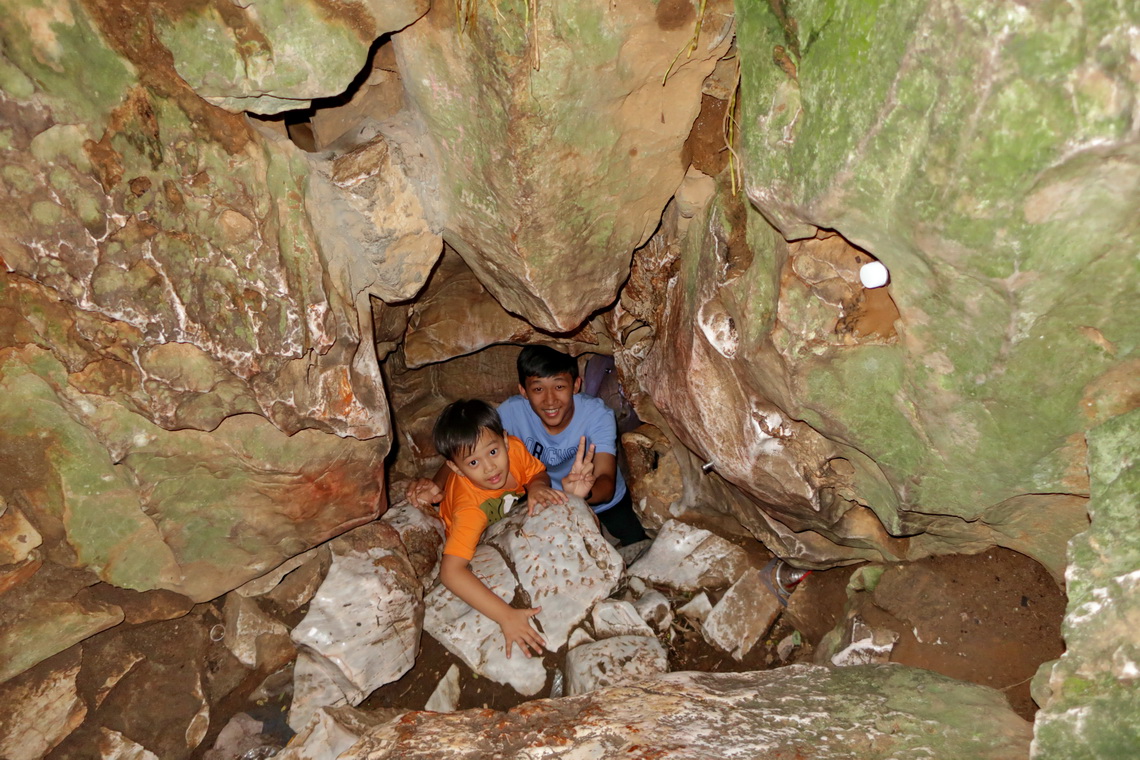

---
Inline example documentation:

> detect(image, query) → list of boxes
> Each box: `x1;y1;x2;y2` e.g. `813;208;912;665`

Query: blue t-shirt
498;393;627;513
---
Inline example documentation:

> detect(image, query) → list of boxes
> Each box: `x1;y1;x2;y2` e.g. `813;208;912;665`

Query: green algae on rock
1032;408;1140;759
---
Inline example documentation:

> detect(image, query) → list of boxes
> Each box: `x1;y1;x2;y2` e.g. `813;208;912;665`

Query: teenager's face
447;429;510;490
519;371;581;434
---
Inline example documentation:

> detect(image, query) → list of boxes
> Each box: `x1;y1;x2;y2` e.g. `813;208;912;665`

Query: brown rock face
402;249;610;369
392;0;734;331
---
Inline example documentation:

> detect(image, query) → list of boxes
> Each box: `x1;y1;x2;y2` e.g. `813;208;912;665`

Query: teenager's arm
585;452;617;505
439;554;545;658
583;400;620;505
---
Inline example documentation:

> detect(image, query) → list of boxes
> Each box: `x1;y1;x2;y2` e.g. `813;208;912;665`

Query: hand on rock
406;477;443;508
499;606;545;659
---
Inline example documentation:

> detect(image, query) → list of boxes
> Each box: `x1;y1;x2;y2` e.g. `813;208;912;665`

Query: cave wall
0;0;426;686
0;0;1137;755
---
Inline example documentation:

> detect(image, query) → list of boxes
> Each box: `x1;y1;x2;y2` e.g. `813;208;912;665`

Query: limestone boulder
423;540;547;697
701;568;782;661
289;522;424;732
305;128;444;307
98;728;161;760
344;665;1032;759
1;0;401;684
279;705;405;760
235;545;332;614
621;423;685;532
564;635;668;697
392;0;734;331
221;595;293;671
380;501;445;589
0;346;385;607
590;600;655;639
423;664;461;713
827;616;899;668
424;497;622;696
485;498;624;652
626;519;751;593
632;590;674;633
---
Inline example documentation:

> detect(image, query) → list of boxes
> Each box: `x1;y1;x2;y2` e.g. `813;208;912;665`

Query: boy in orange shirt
406;399;595;658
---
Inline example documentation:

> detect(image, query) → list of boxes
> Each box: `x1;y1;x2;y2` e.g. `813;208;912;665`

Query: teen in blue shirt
498;346;646;545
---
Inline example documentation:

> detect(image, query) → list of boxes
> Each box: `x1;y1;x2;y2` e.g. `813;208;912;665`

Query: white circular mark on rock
859;261;890;289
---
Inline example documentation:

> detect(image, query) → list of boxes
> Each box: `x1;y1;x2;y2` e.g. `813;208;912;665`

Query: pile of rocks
276;499;817;758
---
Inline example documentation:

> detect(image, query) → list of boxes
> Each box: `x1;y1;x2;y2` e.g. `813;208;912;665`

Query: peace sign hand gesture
562;436;597;500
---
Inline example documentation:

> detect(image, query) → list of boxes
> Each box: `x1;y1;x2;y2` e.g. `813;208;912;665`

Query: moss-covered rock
624;0;1135;567
1032;409;1140;758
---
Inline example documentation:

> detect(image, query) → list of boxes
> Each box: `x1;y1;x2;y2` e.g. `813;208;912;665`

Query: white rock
289;525;423;731
702;568;782;661
382;503;445;589
278;705;404;760
424;543;547;696
830;616;899;667
859;260;890;288
424;664;461;712
97;728;159;760
626;520;750;592
201;714;267;760
632;590;674;632
290;650;357;732
0;659;86;760
677;592;713;623
185;672;210;750
487;497;623;652
592;600;655;638
627;576;648;597
568;627;596;649
777;632;800;662
222;594;291;668
564;636;668;696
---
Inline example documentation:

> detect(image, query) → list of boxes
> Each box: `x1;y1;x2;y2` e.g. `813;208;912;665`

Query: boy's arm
522;470;567;513
439;554;545;658
406;463;452;508
584;453;616;505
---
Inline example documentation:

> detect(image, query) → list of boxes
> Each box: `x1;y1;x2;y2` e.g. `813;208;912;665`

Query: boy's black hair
433;399;505;462
516;345;579;386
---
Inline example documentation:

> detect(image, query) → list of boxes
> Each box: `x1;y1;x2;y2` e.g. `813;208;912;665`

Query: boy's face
446;429;511;491
519;371;581;435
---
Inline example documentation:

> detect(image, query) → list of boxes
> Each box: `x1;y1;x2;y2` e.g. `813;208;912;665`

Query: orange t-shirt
440;435;546;561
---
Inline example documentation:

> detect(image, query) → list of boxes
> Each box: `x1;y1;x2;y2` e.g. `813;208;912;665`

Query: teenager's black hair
433;399;505;462
516;345;579;385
